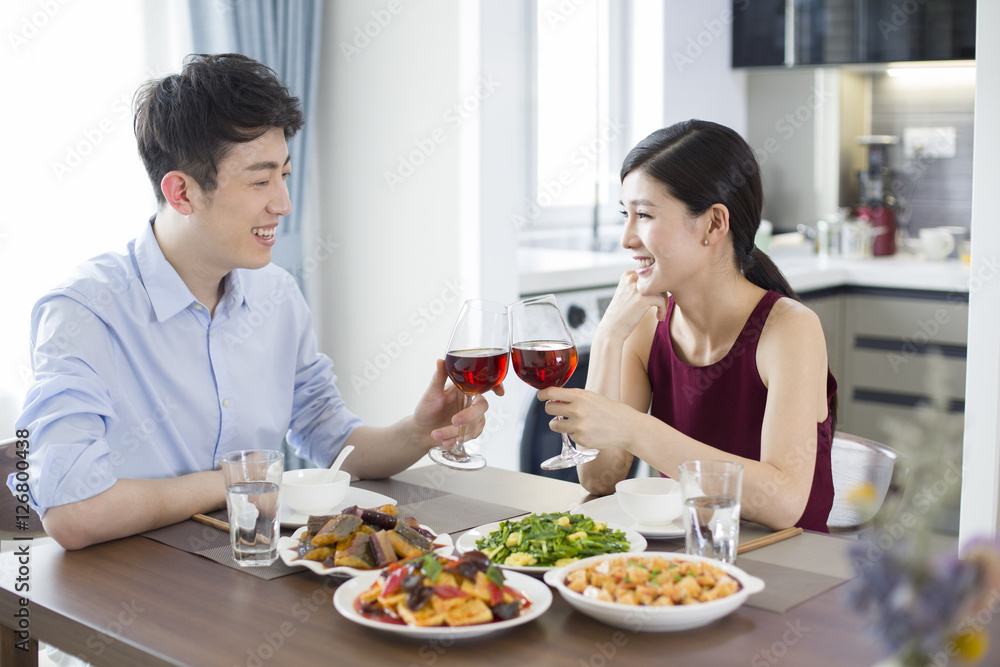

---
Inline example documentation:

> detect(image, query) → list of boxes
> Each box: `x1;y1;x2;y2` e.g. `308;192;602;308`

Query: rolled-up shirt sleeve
284;285;363;467
10;294;121;516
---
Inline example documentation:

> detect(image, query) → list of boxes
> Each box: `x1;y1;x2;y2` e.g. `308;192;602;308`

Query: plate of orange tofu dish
277;504;454;577
333;550;552;638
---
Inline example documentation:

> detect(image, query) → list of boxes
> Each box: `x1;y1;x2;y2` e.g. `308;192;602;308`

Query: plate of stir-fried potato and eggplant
277;504;454;577
334;551;552;638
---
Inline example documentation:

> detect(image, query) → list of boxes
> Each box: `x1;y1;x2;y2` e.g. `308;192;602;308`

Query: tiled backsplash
869;71;976;236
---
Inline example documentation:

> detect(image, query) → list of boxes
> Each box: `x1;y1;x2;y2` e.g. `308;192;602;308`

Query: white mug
919;228;956;261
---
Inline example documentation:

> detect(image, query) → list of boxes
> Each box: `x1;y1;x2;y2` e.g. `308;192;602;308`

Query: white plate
573;495;685;539
280;486;398;528
278;525;454;578
333;569;552;639
544;551;765;632
455;518;647;575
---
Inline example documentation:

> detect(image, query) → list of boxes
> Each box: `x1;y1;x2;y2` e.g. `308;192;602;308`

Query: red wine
511;340;578;390
445;348;509;394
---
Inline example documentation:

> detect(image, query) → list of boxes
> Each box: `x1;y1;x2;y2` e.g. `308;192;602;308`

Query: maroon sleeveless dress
647;291;837;532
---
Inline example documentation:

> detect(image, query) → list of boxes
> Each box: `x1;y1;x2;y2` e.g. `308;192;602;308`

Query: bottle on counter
856;135;900;257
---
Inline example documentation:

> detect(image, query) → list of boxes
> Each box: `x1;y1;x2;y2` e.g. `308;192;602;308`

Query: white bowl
614;477;682;526
542;552;765;632
281;468;350;516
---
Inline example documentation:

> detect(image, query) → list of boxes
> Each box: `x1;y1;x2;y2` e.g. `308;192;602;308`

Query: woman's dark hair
622;120;838;431
134;53;304;206
620;119;798;301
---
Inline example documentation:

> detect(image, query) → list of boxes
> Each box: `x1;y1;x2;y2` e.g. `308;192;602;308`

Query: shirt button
194;304;204;311
223;399;231;407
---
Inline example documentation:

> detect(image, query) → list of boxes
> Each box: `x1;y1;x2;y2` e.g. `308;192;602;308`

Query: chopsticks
737;527;803;555
191;513;272;545
192;513;230;533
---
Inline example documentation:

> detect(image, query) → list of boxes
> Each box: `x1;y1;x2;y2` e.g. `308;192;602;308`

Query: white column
959;0;1000;550
315;2;465;424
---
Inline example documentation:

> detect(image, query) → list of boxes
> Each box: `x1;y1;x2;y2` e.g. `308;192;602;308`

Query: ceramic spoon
327;444;355;482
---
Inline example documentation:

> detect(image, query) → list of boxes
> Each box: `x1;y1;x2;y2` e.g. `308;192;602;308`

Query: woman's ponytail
741;247;799;301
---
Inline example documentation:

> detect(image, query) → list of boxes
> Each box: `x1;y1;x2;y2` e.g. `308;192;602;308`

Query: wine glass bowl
430;300;510;471
508;295;599;470
510;341;578;390
444;349;508;395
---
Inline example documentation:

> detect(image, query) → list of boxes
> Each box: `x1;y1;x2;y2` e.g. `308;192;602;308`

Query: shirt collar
135;217;253;322
223;268;251;313
135;217;199;323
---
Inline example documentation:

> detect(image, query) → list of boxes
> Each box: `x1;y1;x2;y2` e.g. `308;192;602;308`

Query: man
11;54;496;550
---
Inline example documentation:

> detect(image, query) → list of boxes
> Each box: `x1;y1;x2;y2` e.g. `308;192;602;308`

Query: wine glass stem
447;392;473;461
560;431;575;456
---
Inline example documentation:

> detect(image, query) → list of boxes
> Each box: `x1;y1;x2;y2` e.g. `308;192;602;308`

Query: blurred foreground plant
845;357;1000;667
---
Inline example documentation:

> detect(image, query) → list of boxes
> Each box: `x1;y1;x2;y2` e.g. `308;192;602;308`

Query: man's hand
418;359;503;449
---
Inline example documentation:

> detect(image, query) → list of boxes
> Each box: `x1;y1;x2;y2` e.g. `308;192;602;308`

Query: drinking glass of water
679;460;744;564
221;450;284;567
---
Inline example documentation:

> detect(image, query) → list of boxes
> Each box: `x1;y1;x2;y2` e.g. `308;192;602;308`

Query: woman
538;120;837;532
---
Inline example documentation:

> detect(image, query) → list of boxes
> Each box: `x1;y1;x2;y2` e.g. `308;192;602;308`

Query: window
523;0;664;237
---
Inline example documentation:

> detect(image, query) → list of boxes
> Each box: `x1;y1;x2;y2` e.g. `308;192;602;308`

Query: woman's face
619;169;704;295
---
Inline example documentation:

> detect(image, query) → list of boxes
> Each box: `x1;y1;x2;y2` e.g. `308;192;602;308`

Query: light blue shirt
11;219;363;516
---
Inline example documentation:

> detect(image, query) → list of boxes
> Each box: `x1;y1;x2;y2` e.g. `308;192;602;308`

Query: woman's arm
575;271;665;494
544;298;830;529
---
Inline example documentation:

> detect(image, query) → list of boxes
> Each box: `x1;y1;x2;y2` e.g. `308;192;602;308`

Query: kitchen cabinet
732;0;788;67
732;0;976;68
802;286;968;444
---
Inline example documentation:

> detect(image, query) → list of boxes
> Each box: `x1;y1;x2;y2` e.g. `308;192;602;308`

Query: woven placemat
624;528;850;613
351;478;450;505
353;478;526;535
142;481;525;578
141;510;296;581
735;557;849;613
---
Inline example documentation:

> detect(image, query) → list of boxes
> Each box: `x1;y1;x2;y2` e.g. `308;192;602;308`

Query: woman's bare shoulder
764;296;824;337
758;297;827;371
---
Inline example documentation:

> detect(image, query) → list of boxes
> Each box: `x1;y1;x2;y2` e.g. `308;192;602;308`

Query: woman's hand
596;271;668;344
417;359;503;448
536;386;641;453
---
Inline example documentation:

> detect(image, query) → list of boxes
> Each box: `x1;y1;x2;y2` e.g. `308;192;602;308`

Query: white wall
315;1;466;427
0;1;189;431
959;0;1000;549
661;0;748;134
313;1;523;469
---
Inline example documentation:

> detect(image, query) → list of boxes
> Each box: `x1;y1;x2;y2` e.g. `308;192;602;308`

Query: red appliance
856;136;899;256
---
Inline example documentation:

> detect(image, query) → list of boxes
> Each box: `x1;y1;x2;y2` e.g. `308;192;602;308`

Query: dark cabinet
732;0;976;68
732;0;788;67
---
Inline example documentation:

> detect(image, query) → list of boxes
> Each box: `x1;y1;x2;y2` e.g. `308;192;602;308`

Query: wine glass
509;294;599;470
429;299;510;471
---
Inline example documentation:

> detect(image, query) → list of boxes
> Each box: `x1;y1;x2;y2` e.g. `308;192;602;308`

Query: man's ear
160;171;196;216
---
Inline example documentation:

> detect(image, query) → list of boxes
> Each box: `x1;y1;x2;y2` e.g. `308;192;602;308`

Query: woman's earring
703;239;709;245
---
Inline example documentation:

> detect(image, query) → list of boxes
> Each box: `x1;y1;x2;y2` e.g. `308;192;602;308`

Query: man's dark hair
133;53;304;206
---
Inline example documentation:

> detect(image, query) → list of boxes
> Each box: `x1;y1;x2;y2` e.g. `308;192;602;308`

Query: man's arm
341;360;494;479
42;471;226;550
20;294;228;550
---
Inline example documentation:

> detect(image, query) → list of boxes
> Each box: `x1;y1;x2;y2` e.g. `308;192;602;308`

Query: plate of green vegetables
456;512;647;576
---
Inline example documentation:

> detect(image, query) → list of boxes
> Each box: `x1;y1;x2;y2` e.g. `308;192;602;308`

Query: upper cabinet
732;0;976;68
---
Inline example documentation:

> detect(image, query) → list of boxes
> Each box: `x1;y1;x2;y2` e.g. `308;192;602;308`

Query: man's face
190;127;292;273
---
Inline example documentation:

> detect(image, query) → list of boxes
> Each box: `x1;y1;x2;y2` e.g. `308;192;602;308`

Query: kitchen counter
519;247;635;294
519;246;972;295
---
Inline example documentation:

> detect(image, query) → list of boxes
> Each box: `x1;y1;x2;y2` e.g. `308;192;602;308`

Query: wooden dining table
0;465;927;666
